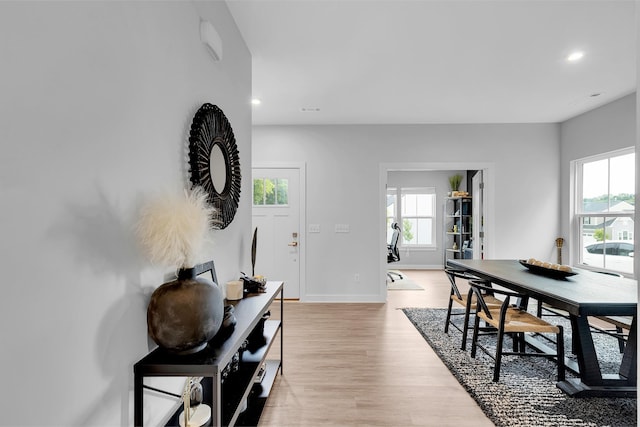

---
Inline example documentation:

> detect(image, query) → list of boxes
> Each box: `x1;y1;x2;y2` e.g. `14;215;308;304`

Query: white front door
252;167;303;299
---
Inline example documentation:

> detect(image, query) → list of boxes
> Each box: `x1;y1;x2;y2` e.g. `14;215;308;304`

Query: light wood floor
259;270;494;426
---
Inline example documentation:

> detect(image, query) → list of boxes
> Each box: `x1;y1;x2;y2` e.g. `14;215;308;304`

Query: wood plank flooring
259;270;493;426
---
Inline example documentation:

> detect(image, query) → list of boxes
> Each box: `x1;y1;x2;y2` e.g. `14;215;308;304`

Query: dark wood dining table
447;258;637;397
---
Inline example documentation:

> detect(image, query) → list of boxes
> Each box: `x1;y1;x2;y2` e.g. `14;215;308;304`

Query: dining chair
468;280;565;382
444;268;501;350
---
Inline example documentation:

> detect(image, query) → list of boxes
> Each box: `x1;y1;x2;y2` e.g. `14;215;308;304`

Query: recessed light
567;51;584;62
251;98;261;105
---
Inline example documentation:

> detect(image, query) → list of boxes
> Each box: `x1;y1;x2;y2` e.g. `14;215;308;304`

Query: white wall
387;170;467;268
253;123;560;302
0;2;252;425
559;93;637;266
636;1;640;279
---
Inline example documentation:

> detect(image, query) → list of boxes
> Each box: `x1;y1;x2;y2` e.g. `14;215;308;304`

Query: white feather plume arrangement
136;187;215;269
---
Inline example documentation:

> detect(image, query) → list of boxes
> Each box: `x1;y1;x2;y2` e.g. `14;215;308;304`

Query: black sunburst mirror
188;103;241;229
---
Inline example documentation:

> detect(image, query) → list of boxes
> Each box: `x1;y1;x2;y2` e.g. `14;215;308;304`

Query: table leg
619;316;637;383
212;371;221;426
280;285;284;375
570;315;603;384
134;374;143;427
556;314;636;397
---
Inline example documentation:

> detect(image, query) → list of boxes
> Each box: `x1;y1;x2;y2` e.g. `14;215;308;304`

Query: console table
134;281;283;426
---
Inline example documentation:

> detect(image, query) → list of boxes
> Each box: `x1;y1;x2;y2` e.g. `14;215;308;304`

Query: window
387;187;436;247
575;148;635;275
253;178;289;205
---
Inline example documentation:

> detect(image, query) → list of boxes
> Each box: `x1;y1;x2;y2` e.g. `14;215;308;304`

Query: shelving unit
444;196;472;263
134;281;283;427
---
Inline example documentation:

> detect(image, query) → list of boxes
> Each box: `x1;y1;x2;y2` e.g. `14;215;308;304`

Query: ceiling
226;0;637;126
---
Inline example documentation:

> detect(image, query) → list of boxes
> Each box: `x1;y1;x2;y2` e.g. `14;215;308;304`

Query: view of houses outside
579;152;635;275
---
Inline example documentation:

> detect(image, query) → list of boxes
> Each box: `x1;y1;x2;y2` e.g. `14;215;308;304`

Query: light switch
335;224;350;233
309;224;321;233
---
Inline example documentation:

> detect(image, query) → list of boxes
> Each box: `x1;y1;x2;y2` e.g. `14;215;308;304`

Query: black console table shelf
134;282;283;426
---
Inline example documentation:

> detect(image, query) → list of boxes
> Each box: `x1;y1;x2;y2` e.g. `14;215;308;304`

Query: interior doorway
379;162;494;298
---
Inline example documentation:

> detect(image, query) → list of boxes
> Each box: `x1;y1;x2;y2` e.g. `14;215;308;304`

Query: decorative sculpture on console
136;187;224;354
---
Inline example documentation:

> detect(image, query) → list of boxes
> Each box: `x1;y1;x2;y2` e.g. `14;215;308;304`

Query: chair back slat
469;280;496;319
444;268;464;300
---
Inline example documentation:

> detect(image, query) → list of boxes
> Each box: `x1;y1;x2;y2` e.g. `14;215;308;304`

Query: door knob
288;241;298;247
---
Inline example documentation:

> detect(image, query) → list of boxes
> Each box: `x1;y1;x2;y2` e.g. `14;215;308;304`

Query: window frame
573;147;635;276
387;186;437;249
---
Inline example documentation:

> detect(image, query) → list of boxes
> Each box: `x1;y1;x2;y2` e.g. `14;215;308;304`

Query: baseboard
389;264;444;270
303;294;386;303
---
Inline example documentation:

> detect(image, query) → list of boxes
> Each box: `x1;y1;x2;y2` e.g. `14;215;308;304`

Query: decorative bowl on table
519;259;577;279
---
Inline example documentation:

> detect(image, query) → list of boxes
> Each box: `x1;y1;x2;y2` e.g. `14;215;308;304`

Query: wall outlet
354;273;360;282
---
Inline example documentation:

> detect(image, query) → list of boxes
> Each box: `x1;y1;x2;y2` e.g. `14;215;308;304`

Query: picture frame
192;260;218;285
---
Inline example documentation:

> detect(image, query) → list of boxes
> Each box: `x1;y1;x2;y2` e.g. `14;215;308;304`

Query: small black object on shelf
247;311;270;352
241;274;266;294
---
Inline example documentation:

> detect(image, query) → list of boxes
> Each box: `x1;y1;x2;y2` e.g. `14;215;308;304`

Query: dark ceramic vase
147;267;224;354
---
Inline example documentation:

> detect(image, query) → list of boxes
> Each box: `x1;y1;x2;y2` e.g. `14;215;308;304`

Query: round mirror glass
209;143;227;193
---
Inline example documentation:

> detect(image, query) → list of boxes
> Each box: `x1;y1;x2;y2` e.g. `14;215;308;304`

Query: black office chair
387;222;403;282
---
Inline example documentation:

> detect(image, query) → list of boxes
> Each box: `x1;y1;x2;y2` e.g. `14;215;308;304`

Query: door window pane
253;178;289;206
253;179;264;205
277;179;289;204
264;178;276;204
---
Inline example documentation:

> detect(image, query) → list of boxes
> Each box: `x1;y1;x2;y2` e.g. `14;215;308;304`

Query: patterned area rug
402;307;637;427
